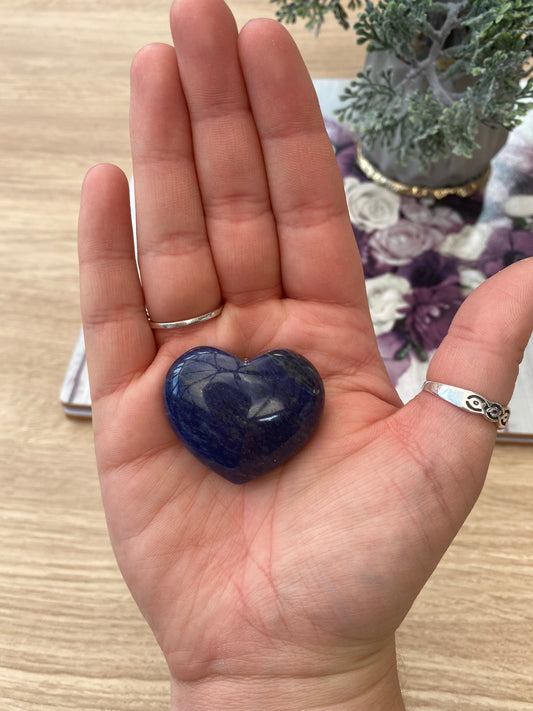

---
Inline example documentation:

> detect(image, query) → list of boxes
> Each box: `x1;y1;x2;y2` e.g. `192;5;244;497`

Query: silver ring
146;305;223;330
422;381;510;431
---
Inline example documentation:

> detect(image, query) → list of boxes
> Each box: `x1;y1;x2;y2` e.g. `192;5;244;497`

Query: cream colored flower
504;195;533;219
366;273;411;336
344;178;401;232
438;222;494;260
458;266;486;296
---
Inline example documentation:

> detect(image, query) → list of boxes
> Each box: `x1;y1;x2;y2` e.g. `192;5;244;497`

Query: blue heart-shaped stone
163;347;325;484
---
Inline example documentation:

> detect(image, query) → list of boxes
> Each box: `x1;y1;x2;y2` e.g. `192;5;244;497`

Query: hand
78;1;533;708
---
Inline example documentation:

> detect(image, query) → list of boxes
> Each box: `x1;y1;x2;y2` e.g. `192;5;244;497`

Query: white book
59;329;91;418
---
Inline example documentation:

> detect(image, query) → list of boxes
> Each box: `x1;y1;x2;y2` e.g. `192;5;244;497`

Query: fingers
169;0;283;307
368;259;533;572
398;257;533;475
427;257;533;418
78;164;156;402
133;0;283;319
130;43;222;323
238;19;366;307
136;0;368;320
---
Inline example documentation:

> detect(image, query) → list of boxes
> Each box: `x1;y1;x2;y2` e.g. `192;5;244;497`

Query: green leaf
275;0;533;168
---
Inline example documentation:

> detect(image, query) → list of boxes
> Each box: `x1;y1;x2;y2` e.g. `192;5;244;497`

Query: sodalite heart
163;347;325;484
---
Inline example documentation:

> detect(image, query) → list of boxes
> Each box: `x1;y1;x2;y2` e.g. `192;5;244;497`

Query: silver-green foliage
271;0;361;33
271;0;533;168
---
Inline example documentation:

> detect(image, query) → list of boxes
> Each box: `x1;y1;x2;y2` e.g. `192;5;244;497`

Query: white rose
366;273;411;336
344;178;401;232
438;222;493;260
458;266;486;296
504;195;533;219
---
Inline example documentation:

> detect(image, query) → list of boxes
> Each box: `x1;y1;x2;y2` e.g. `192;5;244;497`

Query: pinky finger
78;164;156;403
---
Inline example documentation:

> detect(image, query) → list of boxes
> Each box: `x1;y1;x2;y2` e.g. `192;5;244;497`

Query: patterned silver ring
146;305;223;330
422;381;510;431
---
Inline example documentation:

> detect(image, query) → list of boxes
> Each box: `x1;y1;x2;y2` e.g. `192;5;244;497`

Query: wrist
169;635;404;711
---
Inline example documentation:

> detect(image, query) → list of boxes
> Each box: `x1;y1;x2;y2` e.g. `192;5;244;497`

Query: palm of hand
79;0;533;693
90;296;445;682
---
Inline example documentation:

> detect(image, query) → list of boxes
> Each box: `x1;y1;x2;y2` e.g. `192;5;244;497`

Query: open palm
78;0;533;705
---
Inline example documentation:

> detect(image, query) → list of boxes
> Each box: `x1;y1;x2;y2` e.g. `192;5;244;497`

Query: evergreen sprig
270;0;361;34
271;0;533;168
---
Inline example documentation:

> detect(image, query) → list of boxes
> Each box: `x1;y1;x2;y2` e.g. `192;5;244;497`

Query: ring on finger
146;305;223;330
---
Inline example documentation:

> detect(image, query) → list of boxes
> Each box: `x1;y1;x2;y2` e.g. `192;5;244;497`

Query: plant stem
401;2;467;106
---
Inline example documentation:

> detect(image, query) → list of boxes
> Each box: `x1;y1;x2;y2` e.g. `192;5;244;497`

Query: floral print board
319;85;533;437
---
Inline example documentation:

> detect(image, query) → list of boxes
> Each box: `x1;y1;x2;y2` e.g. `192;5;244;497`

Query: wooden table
2;2;532;708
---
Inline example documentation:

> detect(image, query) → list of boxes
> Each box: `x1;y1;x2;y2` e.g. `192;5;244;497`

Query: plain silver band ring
147;305;223;330
422;381;510;431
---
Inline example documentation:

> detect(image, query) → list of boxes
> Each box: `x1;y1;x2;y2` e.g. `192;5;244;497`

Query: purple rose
398;251;459;288
480;227;533;277
400;196;434;224
327;118;358;178
429;206;465;236
400;197;464;237
336;143;358;178
376;331;412;386
325;118;356;150
354;226;390;278
369;220;445;266
400;280;464;351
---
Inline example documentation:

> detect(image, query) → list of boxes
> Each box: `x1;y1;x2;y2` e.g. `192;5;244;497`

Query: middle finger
169;0;282;306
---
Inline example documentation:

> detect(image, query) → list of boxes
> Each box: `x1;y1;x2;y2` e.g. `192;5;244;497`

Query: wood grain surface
1;1;532;708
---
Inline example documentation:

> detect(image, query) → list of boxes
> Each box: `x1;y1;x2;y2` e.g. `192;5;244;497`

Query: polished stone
163;347;325;484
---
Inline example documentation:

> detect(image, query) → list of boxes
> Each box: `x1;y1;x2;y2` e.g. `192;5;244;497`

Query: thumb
426;256;533;417
398;257;533;520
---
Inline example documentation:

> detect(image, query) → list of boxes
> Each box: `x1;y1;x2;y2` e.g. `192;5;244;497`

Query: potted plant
272;0;533;197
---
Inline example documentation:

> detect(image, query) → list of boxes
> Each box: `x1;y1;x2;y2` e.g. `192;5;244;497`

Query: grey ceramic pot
359;51;509;191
